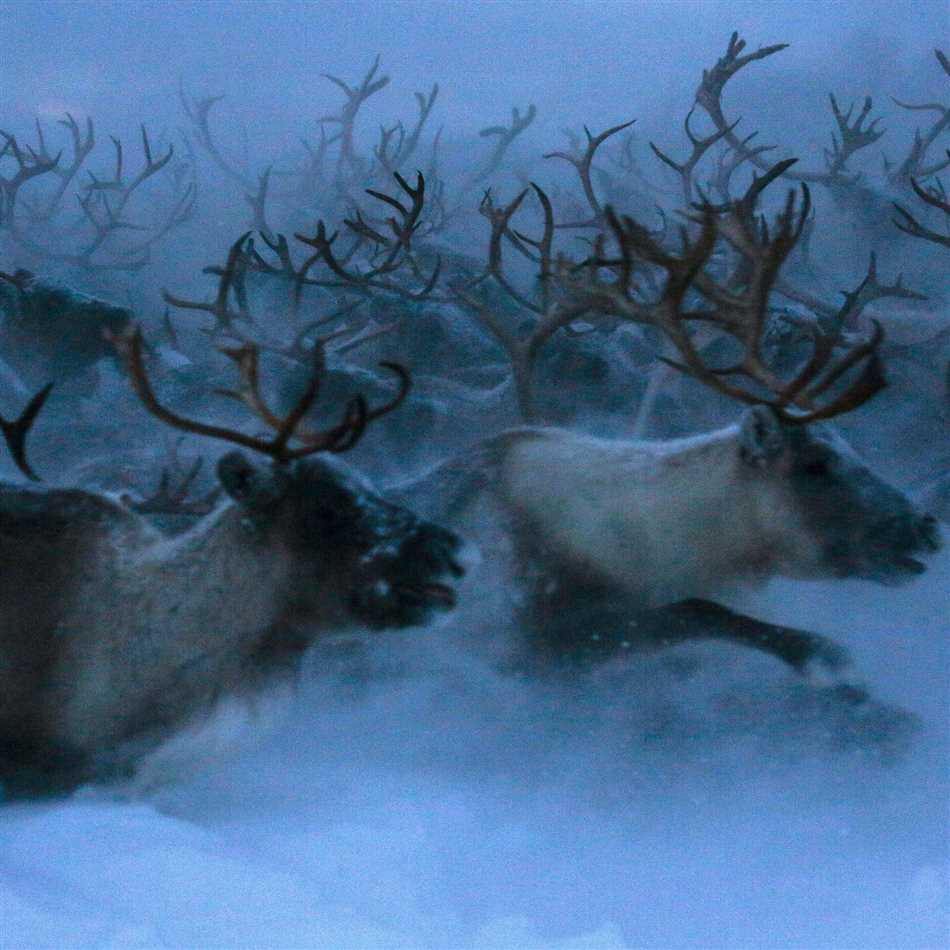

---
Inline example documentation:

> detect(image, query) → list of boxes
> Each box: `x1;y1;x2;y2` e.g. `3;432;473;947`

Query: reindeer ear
217;451;287;511
738;406;787;467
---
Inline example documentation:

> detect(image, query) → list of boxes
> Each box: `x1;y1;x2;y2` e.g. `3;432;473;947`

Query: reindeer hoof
813;686;921;763
797;634;852;684
827;682;870;705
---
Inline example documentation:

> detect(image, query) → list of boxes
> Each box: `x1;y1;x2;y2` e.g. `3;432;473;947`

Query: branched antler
70;125;196;269
110;326;410;464
162;232;255;334
892;157;950;248
823;94;886;181
885;49;950;186
321;56;390;179
458;183;603;421
164;173;439;366
694;32;912;191
294;171;441;300
125;439;223;516
180;86;256;190
0;128;61;227
19;114;95;224
0;383;53;481
833;252;928;328
1;117;194;270
473;105;537;183
545;119;636;225
650;110;739;206
775;250;927;328
566;181;886;424
373;84;439;175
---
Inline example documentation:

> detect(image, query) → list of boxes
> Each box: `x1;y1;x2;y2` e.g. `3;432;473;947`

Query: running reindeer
402;182;942;677
0;340;463;795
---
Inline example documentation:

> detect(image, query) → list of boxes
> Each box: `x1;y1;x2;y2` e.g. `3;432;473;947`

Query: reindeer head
106;326;465;628
217;451;463;629
564;179;942;585
738;406;942;583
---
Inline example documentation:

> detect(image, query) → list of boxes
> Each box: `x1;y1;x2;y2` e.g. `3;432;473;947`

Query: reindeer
398;187;942;682
0;335;464;795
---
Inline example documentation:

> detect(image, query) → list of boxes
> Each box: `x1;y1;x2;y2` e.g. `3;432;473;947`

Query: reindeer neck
52;502;295;752
128;502;293;641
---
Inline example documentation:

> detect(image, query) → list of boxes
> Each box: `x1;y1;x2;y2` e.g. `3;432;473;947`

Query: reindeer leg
647;599;854;680
0;740;96;800
660;601;924;761
525;592;921;760
526;587;853;681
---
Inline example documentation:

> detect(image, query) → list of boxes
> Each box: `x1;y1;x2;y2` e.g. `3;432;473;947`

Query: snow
2;550;946;949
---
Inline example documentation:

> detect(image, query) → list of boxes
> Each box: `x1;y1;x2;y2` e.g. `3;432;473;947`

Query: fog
1;1;948;948
5;0;947;179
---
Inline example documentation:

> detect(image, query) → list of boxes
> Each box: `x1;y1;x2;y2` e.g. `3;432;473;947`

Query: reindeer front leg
526;584;853;682
647;599;854;680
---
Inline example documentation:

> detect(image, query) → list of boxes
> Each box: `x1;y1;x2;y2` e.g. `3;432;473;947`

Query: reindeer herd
0;34;946;796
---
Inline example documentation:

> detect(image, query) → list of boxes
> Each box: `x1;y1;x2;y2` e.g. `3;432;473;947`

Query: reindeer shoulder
0;482;156;552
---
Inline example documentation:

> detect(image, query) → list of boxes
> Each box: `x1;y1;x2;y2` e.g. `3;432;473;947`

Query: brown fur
0;455;463;791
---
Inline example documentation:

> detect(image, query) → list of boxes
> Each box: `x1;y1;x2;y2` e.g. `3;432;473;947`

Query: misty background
1;1;948;948
4;1;946;134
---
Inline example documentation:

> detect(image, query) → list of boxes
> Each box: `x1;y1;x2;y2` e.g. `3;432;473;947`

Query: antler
124;439;223;516
0;128;62;228
545;119;636;225
0;383;53;481
472;104;537;183
650;109;737;206
110;326;410;464
455;183;602;422
294;171;441;300
576;183;886;424
179;86;256;191
885;49;950;186
320;55;390;178
892;157;950;249
693;32;900;190
1;117;194;271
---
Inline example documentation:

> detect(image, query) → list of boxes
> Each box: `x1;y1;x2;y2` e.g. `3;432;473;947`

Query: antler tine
592;178;884;424
0;382;53;481
364;361;411;422
122;326;409;460
111;326;286;457
279;361;410;454
209;338;367;456
709;189;884;422
315;396;369;454
216;343;289;432
909;169;950;215
798;320;885;403
778;329;887;424
270;362;409;457
891;159;950;246
162;231;253;333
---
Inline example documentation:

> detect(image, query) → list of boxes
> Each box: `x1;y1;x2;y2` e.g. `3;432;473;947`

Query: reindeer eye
804;459;830;477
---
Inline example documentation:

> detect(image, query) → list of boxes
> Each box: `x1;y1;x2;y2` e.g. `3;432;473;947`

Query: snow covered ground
1;548;946;949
